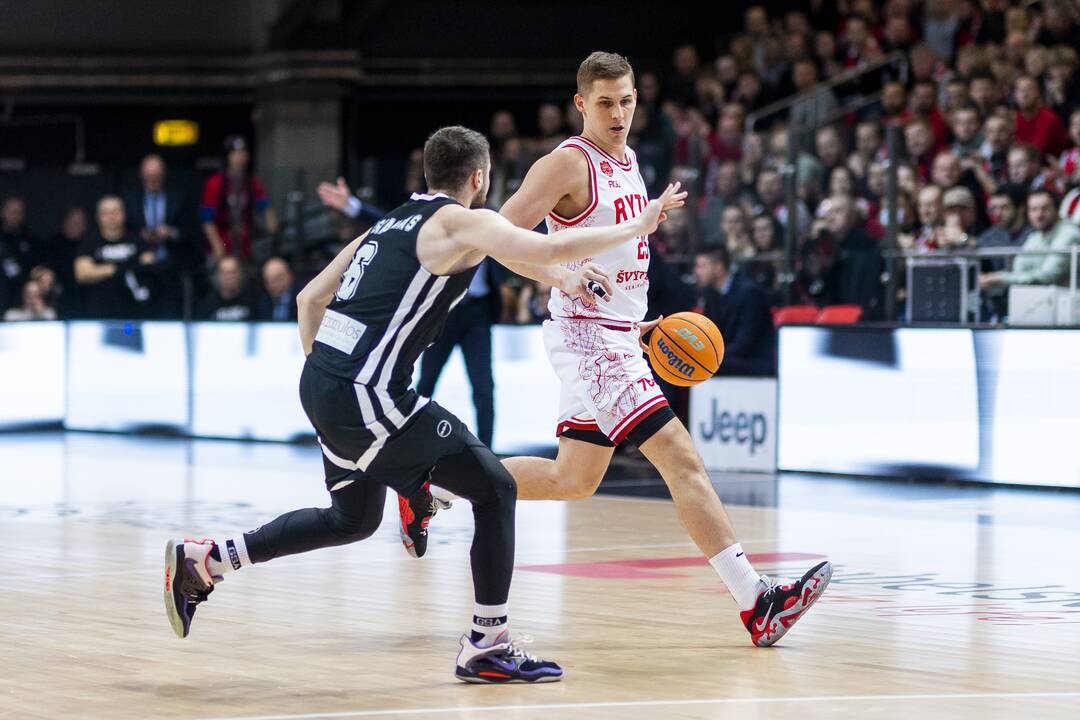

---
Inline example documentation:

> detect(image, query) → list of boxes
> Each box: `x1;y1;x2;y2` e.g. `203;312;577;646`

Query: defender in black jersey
164;126;685;683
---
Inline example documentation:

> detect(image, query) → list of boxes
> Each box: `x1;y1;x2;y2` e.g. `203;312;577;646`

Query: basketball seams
660;317;720;374
651;327;708;385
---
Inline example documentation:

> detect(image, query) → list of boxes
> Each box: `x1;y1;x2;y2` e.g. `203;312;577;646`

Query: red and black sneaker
398;482;440;558
740;561;832;647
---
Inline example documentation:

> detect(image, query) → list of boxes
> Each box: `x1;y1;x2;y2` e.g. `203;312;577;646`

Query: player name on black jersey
307;193;478;426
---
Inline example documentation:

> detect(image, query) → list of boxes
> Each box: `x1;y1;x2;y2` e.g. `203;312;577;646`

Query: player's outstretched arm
296;231;369;355
496;149;590;290
450;183;685;267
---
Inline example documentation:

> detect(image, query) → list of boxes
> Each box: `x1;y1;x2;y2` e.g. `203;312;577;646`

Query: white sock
470;602;509;648
709;544;765;610
206;536;251;577
430;485;460;504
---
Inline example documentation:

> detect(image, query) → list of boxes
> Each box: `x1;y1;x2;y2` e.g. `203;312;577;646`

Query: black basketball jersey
307;192;478;422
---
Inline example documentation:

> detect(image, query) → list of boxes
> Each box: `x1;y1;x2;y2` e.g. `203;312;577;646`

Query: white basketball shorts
542;317;670;446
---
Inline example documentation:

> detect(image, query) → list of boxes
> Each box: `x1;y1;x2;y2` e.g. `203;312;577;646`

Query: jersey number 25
336;240;379;301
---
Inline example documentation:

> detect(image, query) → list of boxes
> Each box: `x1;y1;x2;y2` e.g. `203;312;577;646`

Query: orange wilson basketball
647;312;724;387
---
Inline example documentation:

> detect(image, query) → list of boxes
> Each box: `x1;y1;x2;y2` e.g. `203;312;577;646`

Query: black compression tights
243;479;386;563
242;439;516;606
428;439;517;606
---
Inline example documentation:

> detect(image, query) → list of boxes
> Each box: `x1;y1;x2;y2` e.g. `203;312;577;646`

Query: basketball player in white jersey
412;52;832;647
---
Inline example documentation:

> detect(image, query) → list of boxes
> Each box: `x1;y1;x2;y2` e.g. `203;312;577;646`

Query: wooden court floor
2;432;1079;719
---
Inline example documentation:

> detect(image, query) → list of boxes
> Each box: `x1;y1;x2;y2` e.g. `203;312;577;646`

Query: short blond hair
576;51;634;95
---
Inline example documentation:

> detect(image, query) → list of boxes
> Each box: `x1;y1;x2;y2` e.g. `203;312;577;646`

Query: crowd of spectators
5;0;1080;354
480;0;1080;326
0;137;294;324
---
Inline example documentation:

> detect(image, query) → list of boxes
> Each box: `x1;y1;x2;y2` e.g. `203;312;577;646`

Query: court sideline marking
196;692;1080;720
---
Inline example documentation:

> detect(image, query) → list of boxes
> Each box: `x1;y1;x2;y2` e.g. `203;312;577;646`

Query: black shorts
299;361;472;496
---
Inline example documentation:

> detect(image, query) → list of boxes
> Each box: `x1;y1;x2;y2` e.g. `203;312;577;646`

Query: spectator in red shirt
904;117;937;182
910;79;949;148
1013;75;1068;157
200;136;278;262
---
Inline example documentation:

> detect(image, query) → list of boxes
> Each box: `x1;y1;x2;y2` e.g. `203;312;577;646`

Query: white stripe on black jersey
306;193;478;470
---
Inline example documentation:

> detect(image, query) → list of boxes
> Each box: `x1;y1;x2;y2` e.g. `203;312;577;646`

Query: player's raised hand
638;182;687;235
317;177;353;213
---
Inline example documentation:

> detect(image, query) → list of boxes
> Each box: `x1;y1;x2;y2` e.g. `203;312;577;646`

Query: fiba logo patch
436;420;452;438
599;160;614;177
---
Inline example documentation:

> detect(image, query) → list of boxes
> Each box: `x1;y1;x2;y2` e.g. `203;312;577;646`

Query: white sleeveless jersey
545;135;651;323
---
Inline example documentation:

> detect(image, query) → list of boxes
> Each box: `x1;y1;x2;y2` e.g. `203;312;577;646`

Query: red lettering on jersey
614;197;627;224
636;377;657;391
637;238;650;261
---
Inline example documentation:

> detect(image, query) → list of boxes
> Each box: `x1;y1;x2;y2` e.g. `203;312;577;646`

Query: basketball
647;312;724;387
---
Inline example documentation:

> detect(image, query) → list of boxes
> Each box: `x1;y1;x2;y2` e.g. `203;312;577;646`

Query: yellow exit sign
153;120;199;146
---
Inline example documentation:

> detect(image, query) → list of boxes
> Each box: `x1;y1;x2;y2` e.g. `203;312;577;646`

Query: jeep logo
655;336;695;378
698;399;767;455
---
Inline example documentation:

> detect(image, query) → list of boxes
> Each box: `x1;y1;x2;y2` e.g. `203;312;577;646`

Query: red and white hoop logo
599;160;613;177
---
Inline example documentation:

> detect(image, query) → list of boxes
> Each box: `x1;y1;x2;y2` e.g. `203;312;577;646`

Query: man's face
882;83;906;113
97;198;125;236
884;16;912;46
262;259;293;298
141;156;166;192
985;117;1011;151
693;255;717;288
816;129;842;166
757;171;782;205
639;73;660;103
911;83;936;114
987;195;1015;227
31;266;55;294
969;78;996;108
217;258;243;297
932;152;961;188
856;124;880;156
1069;112;1080;146
1007;148;1035;184
905;123;932;157
674;45;698;75
577;75;637;144
1027;193;1056;231
721;207;746;238
538;104;562;136
63;209;87;240
716;162;739;196
21;281;42;309
945;81;969;111
1014;77;1039;112
752;216;777;250
945;205;975;231
793;62;817;91
917;187;943;225
951;109;980;143
745;6;768;35
1;198;25;231
490;111;516;140
867;162;886;195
